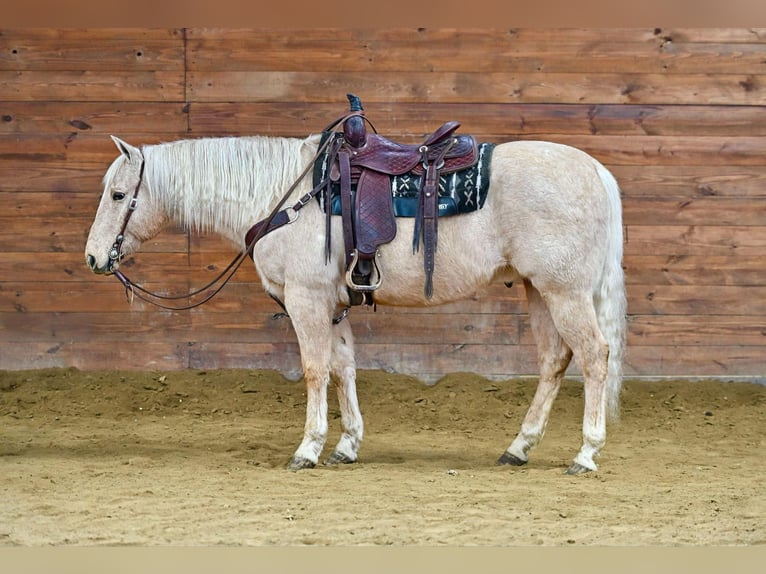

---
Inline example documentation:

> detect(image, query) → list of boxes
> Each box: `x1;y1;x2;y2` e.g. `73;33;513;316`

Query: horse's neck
144;136;308;246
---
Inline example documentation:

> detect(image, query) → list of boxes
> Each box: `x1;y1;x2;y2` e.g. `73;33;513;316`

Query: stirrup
345;250;382;292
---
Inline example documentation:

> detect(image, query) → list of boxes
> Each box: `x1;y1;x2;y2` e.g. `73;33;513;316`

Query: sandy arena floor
1;368;764;546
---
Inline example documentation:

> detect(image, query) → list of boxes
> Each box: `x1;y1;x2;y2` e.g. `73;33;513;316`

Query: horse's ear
110;135;140;161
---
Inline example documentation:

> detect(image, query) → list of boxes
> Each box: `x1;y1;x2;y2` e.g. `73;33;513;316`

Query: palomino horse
85;129;626;475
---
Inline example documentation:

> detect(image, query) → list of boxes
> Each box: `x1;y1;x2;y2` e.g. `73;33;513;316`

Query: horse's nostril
86;254;97;270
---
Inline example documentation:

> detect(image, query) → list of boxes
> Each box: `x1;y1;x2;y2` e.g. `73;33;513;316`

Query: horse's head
85;136;167;274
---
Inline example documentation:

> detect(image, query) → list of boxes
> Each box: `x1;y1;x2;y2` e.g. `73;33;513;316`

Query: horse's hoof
565;462;593;475
323;451;356;466
496;452;527;466
287;456;316;471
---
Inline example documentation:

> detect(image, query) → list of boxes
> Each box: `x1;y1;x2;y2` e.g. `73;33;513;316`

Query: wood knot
739;77;757;92
69;119;92;130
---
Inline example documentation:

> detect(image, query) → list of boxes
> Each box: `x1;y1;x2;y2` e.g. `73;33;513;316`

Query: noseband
108;158;145;270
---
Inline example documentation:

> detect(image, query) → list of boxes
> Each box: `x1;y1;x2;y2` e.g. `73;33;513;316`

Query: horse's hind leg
324;318;364;465
540;289;610;474
498;281;572;467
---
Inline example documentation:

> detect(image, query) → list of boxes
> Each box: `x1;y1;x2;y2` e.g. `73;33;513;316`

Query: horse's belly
372;216;506;307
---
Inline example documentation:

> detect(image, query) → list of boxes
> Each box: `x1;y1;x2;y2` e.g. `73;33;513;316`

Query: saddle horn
344;93;367;148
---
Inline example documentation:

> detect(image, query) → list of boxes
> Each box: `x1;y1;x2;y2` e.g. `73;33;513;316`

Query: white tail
594;163;628;422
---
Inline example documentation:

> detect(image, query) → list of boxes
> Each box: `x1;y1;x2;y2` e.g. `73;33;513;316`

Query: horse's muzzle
86;254;115;275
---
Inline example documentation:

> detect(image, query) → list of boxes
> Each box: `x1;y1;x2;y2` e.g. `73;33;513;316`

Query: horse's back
489;139;618;226
490;140;610;204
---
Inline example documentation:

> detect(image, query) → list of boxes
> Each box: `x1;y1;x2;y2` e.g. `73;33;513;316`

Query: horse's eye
112;191;126;201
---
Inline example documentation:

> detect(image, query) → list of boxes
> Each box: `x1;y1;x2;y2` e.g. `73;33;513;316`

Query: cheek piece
107;159;144;271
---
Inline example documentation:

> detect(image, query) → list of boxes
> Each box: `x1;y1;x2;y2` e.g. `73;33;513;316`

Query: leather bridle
107;158;144;272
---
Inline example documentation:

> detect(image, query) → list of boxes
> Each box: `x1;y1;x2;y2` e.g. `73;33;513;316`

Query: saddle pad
313;136;495;218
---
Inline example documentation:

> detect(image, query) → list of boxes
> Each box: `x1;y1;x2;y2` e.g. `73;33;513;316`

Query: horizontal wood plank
0;252;260;284
1;283;200;313
625;225;766;256
626;285;766;315
612;166;766;197
625;316;766;347
2;311;193;342
623;345;766;377
0;217;188;252
0;102;189;135
0;166;104;193
186;71;765;106
187;102;766;138
657;29;766;43
0;71;185;102
187;28;766;45
186;28;766;74
622;196;766;226
0;29;184;71
0;341;190;371
513;135;766;166
623;255;766;286
0;133;179;164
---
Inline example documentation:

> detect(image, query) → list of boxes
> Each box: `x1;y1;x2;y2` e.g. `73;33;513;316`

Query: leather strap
338;149;356;267
245;209;294;255
108;159;144;267
421;160;440;299
324;135;342;262
415;137;456;299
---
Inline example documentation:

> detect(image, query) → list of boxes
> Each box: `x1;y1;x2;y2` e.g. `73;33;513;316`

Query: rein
109;111;366;311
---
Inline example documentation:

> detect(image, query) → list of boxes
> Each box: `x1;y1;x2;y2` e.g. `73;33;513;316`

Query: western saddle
325;94;479;303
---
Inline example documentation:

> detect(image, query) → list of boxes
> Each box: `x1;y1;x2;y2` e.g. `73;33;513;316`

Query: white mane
140;136;310;240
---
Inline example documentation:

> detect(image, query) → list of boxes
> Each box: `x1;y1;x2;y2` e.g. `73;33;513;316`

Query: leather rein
108;111;368;311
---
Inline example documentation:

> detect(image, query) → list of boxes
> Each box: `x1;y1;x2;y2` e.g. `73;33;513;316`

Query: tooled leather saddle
319;94;481;303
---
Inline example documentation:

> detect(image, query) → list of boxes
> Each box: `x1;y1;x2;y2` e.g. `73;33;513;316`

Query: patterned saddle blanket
312;138;495;218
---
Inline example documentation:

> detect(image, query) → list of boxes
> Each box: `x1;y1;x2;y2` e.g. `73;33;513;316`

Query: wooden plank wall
1;28;764;380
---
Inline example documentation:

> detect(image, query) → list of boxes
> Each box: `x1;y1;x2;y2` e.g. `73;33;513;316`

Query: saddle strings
111;110;365;311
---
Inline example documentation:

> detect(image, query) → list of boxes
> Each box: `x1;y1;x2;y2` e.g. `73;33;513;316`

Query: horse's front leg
325;318;363;465
284;290;335;471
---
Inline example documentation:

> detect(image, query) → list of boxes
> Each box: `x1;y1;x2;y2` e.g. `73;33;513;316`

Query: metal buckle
296;191;313;207
285;207;300;223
